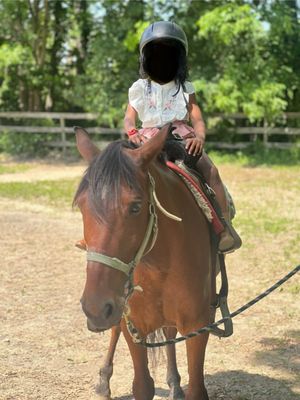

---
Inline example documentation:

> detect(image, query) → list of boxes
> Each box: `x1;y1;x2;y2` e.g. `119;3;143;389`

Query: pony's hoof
95;392;111;400
169;386;185;400
95;384;111;400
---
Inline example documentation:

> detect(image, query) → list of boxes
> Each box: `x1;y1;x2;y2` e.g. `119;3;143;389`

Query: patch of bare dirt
0;162;299;400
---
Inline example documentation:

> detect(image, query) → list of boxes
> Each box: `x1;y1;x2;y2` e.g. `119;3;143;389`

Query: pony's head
74;126;170;332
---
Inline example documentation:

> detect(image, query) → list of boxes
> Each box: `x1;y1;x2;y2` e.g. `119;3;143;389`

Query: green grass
0;164;32;174
236;213;291;236
0;178;79;208
207;146;300;167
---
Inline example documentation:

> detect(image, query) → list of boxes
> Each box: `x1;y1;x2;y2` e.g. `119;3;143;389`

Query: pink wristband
127;128;138;137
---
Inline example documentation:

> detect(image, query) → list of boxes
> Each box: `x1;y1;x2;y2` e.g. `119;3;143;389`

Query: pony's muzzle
80;298;121;332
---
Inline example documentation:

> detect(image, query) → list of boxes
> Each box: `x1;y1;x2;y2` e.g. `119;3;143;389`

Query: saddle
163;136;233;338
163;133;227;231
166;160;224;235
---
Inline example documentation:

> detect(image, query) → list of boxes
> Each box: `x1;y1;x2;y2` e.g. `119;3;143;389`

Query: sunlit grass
0;164;32;174
208;147;300;168
0;178;79;208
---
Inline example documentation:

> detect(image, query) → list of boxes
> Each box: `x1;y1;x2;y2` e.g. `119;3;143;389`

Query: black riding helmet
139;21;188;85
139;21;188;55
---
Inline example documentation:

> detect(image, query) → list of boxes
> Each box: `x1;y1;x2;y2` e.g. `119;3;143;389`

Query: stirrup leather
209;253;233;338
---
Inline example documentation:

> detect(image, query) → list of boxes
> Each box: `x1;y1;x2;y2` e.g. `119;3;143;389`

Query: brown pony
74;125;214;400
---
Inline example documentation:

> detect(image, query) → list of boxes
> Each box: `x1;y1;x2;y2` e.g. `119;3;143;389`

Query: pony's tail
146;329;165;370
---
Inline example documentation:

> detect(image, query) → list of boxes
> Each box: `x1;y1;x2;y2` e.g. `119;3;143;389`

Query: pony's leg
185;331;209;400
121;321;155;400
96;325;121;399
163;327;185;400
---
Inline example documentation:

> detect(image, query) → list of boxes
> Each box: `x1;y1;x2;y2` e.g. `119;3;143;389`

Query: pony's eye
129;202;142;215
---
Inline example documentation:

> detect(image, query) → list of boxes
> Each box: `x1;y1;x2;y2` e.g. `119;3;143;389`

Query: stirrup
219;219;242;254
209;254;233;338
209;294;233;338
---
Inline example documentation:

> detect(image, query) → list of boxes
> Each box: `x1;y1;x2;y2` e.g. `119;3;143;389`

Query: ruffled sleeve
128;79;144;112
184;81;195;94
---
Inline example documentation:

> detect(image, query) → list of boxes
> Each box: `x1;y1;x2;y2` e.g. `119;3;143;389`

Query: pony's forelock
73;140;141;222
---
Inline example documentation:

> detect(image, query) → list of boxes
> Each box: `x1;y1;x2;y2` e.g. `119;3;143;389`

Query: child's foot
75;239;86;250
219;225;242;254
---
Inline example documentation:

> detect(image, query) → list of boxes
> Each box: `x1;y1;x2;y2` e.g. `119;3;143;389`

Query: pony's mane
73;140;142;222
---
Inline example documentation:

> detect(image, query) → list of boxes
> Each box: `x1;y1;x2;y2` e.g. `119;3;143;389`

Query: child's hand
185;137;205;156
128;133;148;146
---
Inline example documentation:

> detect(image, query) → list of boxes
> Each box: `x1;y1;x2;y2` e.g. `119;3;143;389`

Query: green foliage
195;2;292;122
243;82;287;123
0;117;58;156
0;0;299;154
197;4;263;47
0;132;56;156
194;78;243;114
0;0;91;111
124;21;149;52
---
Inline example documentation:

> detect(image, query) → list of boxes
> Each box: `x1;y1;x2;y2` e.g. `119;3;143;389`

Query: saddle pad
166;161;224;235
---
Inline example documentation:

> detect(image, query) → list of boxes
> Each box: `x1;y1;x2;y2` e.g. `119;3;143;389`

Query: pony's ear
74;126;100;162
133;123;171;169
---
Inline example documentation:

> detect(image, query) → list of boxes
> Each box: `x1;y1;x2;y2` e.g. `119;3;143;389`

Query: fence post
60;117;66;158
263;118;269;148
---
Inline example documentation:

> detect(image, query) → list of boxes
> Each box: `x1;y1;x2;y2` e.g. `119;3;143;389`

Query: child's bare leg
196;153;228;213
196;153;241;252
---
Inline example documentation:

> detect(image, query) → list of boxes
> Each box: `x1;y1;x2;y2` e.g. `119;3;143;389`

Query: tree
0;0;299;123
0;0;93;111
191;3;278;122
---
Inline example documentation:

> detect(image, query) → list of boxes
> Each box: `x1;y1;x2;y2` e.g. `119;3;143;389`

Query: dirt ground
0;161;299;400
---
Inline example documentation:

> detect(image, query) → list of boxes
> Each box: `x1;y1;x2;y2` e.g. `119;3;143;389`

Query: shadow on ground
205;370;298;399
254;330;300;376
108;331;300;400
114;367;298;399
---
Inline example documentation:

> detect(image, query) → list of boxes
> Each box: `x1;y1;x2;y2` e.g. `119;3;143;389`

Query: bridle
86;172;181;277
86;173;158;277
85;172;181;342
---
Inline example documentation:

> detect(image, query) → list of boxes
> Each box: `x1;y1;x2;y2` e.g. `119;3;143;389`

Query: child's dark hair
139;39;188;94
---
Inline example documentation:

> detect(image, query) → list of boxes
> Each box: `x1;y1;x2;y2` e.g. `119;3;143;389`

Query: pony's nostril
103;302;114;320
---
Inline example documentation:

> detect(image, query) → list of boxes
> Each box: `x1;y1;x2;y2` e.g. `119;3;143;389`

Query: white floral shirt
128;79;195;128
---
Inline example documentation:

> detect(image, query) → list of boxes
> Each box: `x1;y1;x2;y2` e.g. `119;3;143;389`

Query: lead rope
137;264;300;347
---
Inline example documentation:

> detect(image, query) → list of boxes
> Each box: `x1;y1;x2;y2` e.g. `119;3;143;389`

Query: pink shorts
138;120;195;140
